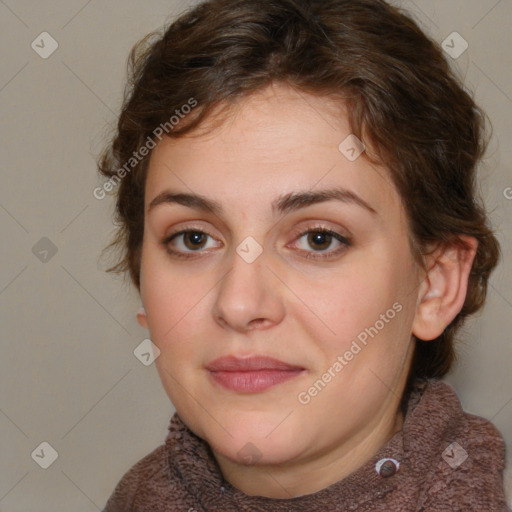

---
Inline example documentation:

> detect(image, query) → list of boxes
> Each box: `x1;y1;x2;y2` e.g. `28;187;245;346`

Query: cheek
299;267;395;336
307;260;415;364
140;249;202;347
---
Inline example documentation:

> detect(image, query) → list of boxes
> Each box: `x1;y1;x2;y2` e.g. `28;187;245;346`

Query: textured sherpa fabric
103;379;510;511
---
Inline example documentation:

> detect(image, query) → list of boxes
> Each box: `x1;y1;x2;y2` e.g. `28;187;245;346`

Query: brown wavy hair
97;0;500;382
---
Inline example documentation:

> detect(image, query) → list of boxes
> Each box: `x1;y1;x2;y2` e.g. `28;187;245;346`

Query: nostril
249;318;267;328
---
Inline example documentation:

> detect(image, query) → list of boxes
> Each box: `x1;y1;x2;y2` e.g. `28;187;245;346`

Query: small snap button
375;458;399;478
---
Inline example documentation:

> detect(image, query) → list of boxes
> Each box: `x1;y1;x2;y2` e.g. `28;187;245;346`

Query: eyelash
162;225;352;261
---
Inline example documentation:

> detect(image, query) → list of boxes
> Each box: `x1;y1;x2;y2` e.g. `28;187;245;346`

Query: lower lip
208;369;304;392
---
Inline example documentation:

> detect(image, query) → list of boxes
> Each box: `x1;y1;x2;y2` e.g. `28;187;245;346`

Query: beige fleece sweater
103;379;510;511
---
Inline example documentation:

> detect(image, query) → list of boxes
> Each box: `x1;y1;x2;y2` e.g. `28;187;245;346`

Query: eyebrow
147;187;378;217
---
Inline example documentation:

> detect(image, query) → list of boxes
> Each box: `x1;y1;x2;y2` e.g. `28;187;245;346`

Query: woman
98;0;510;510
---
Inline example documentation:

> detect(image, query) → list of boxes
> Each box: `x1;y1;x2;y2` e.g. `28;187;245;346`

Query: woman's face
139;84;423;485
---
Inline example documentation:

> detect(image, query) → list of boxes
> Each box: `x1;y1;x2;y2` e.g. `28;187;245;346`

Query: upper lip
206;355;305;372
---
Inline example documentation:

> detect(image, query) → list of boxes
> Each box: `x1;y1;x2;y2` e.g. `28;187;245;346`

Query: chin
209;433;301;467
197;412;305;465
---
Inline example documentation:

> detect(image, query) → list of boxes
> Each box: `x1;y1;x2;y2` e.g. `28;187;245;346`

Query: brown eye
291;228;351;261
182;231;208;250
306;231;334;251
163;229;219;259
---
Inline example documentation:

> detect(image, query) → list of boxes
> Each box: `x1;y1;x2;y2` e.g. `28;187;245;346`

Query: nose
212;243;286;333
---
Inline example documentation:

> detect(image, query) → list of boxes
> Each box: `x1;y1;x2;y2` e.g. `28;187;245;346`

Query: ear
136;306;148;329
412;236;478;341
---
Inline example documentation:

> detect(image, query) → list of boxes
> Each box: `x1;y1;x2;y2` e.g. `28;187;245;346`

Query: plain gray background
1;1;511;510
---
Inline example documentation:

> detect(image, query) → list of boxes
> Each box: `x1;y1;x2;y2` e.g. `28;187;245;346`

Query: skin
137;83;477;498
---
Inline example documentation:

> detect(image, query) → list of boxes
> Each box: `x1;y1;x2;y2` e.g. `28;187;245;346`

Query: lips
206;355;304;372
206;355;305;393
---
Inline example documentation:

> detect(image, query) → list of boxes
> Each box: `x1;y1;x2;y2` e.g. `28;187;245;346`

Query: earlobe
412;236;478;341
136;306;148;328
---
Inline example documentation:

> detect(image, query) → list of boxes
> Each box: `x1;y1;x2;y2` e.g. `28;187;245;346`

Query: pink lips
206;355;305;393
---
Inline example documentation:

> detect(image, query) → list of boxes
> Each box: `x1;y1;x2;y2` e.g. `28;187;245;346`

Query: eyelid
289;222;351;241
163;221;219;240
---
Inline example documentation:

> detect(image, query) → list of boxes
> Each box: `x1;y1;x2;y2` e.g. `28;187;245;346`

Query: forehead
145;84;402;222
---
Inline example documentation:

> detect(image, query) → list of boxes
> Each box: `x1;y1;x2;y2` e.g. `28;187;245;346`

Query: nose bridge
212;238;283;331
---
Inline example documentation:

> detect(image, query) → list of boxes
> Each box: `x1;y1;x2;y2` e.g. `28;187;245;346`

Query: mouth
206;355;306;393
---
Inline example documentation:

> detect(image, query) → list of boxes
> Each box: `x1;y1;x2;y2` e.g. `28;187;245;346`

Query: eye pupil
308;232;331;251
185;231;206;249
